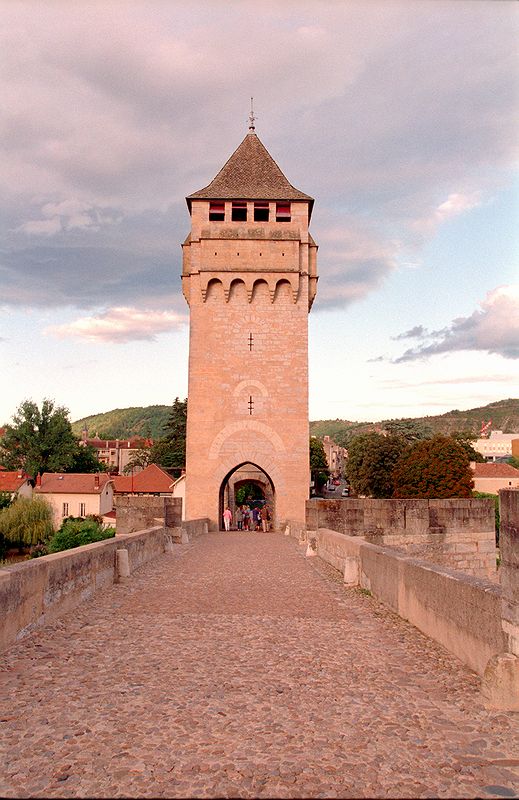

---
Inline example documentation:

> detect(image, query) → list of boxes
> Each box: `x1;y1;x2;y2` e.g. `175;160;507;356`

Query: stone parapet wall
116;496;182;535
307;498;496;579
316;528;504;677
0;526;168;653
183;519;209;539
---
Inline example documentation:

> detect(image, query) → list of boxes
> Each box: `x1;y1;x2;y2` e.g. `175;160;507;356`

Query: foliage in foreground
48;517;115;554
0;496;54;547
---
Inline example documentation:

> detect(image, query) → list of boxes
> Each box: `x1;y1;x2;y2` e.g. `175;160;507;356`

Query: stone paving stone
1;531;518;798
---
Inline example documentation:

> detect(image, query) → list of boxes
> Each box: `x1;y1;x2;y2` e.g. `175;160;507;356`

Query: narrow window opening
62;502;69;517
276;202;291;222
232;201;247;222
254;201;269;222
248;332;254;351
79;502;86;517
248;395;254;415
209;201;225;221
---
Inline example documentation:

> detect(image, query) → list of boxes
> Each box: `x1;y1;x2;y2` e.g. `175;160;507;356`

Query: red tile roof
112;463;174;494
35;473;112;494
0;471;30;493
472;463;519;478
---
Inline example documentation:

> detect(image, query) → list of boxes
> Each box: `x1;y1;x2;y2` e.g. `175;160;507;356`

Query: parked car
341;488;350;497
332;479;340;486
328;485;336;492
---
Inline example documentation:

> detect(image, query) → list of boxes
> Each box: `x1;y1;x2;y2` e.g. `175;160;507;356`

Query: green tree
150;397;187;472
0;496;54;547
0;399;78;479
123;448;152;475
310;437;329;491
393;435;474;498
67;444;108;473
507;456;519;470
345;433;408;498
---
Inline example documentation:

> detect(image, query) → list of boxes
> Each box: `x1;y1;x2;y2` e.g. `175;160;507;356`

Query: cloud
394;285;519;362
47;306;187;343
0;1;517;315
392;325;428;341
16;200;122;236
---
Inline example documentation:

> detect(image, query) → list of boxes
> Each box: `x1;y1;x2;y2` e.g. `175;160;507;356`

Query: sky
1;0;518;426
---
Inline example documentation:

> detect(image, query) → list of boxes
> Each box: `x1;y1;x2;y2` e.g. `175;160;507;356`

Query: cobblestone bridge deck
1;531;518;798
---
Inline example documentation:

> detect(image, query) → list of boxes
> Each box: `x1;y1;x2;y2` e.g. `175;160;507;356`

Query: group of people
222;504;271;532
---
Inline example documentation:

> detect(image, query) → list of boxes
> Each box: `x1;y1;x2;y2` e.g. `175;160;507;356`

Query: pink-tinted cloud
394;285;519;362
47;307;187;343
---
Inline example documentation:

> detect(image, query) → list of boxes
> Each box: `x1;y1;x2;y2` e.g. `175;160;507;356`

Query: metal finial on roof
248;97;256;132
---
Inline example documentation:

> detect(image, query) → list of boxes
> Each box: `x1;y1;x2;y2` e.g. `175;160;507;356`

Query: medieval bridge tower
182;121;318;530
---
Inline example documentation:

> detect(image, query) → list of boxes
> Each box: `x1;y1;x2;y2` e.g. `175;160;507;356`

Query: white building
473;431;519;462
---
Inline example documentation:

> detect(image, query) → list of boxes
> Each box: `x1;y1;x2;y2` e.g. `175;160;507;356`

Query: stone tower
182;124;317;530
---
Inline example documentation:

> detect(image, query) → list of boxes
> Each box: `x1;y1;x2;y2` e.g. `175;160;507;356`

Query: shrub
48;517;115;553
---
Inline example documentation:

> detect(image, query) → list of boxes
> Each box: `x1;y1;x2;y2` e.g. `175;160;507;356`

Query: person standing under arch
223;507;232;532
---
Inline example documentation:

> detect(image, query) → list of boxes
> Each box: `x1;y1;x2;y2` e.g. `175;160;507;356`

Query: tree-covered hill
310;398;519;447
71;405;171;439
71;398;519;443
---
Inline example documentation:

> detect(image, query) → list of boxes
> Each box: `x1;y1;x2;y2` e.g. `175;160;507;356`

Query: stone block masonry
307;497;496;579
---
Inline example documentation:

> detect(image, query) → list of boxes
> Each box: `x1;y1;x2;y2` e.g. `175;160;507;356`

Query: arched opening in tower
219;462;275;531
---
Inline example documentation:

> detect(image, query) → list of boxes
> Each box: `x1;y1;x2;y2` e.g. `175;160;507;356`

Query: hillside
71;405;171;439
72;398;519;443
309;399;519;446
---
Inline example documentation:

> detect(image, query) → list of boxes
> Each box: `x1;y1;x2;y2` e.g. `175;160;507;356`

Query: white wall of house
44;484;114;528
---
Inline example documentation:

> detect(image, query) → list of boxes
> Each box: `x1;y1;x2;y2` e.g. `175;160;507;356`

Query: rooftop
0;471;29;493
112;463;175;494
472;463;519;478
187;132;313;210
35;473;112;494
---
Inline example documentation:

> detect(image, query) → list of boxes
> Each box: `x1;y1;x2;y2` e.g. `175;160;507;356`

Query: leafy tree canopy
68;444;108;474
150;398;187;472
346;433;408;498
310;437;329;489
0;496;54;546
123;448;152;475
393;435;474;498
451;431;485;463
0;399;79;479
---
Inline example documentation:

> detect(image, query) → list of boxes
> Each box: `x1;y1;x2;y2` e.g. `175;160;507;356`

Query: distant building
80;432;152;474
322;435;347;476
34;473;114;527
0;471;33;500
470;462;519;494
473;431;519;462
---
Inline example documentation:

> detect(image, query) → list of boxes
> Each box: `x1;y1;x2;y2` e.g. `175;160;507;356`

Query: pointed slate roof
187;133;313;210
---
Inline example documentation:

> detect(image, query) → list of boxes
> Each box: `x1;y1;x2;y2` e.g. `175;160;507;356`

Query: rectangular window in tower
248;332;253;351
276;202;291;222
248;396;254;415
232;201;247;222
209;201;225;221
254;201;269;222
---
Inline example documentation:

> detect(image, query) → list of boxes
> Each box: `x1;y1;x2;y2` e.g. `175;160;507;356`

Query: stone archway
219;462;275;530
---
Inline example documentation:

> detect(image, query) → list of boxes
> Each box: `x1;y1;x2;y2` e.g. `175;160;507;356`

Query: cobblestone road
1;531;518;798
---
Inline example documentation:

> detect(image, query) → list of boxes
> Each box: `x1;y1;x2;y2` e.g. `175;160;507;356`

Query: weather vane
248;97;256;132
